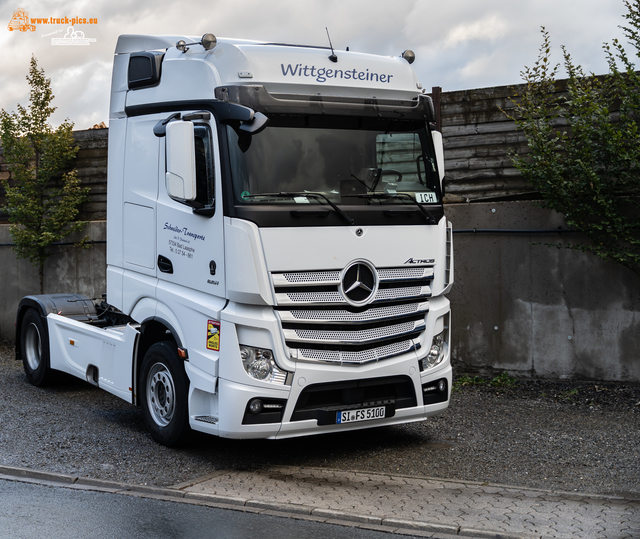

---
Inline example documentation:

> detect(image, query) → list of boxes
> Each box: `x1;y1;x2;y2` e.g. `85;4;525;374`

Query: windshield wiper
242;192;354;225
343;192;436;224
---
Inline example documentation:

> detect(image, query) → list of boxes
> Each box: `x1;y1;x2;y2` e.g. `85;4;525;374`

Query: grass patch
453;372;518;391
489;372;518;388
559;388;579;400
453;374;486;390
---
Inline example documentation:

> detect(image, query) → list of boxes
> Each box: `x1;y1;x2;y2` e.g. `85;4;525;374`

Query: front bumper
190;359;451;439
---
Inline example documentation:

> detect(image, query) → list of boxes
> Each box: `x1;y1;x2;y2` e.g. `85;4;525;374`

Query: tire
20;308;53;387
140;342;191;446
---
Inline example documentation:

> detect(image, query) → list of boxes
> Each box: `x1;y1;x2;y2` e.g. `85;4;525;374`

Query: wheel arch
134;317;185;406
16;297;48;361
15;294;96;360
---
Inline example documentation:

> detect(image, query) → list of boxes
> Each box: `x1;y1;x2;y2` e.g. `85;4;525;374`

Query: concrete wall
446;201;640;382
0;222;106;340
1;206;637;382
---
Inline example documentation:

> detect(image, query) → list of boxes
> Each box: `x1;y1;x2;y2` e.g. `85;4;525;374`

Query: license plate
336;406;386;424
416;192;438;203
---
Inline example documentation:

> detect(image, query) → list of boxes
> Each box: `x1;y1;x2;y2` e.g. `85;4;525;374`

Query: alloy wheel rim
146;363;176;427
24;323;42;371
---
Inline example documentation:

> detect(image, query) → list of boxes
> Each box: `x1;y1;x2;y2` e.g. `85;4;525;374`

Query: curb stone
0;465;77;484
312;507;384;524
183;491;248;506
245;499;314;515
381;517;460;534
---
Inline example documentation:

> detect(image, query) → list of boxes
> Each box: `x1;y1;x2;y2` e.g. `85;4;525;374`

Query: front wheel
20;308;53;386
140;342;191;446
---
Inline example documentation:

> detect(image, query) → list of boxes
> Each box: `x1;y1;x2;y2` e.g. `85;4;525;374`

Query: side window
194;125;214;208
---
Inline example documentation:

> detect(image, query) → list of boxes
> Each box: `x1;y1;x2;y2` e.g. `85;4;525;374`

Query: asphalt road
1;340;639;497
0;479;416;539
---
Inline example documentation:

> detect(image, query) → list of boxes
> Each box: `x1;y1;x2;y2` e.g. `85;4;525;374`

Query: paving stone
181;466;640;539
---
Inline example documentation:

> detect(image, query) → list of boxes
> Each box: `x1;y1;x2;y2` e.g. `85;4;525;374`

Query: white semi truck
15;33;453;446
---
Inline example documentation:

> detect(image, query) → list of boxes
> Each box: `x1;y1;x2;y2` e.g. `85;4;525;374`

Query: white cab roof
115;34;421;98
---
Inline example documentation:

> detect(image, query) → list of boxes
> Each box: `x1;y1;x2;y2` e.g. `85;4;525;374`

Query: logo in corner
51;26;96;46
7;8;35;32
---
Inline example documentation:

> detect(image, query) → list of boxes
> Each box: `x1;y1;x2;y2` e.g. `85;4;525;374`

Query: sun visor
215;85;435;122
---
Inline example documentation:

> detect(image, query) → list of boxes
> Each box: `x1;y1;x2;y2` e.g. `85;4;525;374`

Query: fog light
239;345;287;384
248;398;263;414
422;378;449;405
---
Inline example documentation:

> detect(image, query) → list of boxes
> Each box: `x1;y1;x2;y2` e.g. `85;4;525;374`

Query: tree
508;1;640;277
0;56;89;293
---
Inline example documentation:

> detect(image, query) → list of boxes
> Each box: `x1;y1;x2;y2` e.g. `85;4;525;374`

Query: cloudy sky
0;0;632;129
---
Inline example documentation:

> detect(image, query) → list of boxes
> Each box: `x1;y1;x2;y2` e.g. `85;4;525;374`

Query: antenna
325;27;338;63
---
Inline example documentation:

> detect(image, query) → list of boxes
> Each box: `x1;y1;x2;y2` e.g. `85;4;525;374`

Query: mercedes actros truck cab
15;32;453;446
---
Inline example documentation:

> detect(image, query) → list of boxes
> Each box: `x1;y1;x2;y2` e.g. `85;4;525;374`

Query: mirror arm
154;113;182;137
238;112;269;135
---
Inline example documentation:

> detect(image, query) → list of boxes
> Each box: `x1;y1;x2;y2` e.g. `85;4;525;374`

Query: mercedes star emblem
340;260;378;306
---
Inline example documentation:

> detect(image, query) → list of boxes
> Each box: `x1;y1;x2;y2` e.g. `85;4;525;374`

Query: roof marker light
202;33;217;51
402;49;416;64
176;33;217;53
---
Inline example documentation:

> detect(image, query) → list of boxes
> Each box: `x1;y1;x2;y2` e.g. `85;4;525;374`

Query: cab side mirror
165;120;197;202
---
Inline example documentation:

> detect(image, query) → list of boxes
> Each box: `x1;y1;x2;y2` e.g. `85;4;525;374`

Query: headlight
421;331;447;371
239;345;287;384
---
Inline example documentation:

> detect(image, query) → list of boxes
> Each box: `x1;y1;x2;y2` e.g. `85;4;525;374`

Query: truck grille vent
286;320;425;344
286;303;423;323
294;339;417;364
272;265;433;364
281;271;341;283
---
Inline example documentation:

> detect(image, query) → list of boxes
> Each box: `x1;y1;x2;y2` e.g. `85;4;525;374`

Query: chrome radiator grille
272;265;433;364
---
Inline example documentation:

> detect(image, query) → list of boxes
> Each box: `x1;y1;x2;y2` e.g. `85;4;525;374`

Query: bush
507;1;640;277
0;56;89;293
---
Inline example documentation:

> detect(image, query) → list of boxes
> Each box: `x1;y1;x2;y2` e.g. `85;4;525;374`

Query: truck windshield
226;115;441;207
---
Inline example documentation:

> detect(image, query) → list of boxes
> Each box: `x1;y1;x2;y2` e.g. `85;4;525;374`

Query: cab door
156;113;226;300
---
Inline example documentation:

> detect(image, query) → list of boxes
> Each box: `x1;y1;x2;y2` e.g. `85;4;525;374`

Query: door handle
158;255;174;274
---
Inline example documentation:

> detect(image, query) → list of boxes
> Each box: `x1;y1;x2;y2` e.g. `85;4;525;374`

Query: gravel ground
1;339;638;497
